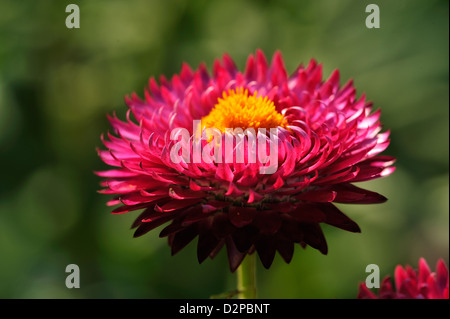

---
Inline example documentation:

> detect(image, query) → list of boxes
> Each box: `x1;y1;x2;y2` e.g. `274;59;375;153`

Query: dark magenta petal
295;190;336;202
168;187;206;199
156;198;202;212
379;276;396;299
317;203;361;233
331;183;387;204
358;259;449;299
197;232;220;263
357;283;378;299
299;223;328;254
226;237;247;273
120;192;167;206
395;266;408;294
398;278;419;298
288;204;326;223
159;220;184;237
255;236;277;269
276;236;295;264
111;203;152;214
208;240;224;260
253;211;282;235
170;225;198;255
436;259;449;291
279;217;304;243
232;226;258;253
427;274;441;299
418;258;432;286
211;213;236;239
182;210;209;226
133;214;174;238
131;206;156;229
228;206;257;228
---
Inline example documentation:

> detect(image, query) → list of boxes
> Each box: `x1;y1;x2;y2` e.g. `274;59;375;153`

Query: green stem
237;253;257;299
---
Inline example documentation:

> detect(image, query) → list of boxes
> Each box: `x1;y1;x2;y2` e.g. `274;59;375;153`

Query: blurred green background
0;0;448;299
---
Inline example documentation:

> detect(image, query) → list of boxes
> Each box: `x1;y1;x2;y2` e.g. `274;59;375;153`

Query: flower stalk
237;253;257;299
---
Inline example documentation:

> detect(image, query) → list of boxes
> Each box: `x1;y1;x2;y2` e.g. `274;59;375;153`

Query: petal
111;202;151;214
394;266;408;294
170;225;199;255
133;214;174;238
275;236;295;264
398;278;418;298
255;236;277;269
211;212;236;238
197;231;220;263
295;190;337;202
436;259;449;292
169;186;206;199
318;203;361;233
232;226;258;253
279;217;304;243
357;283;378;299
226;237;247;273
331;183;387;204
288;204;327;223
379;276;396;299
418;258;431;287
253;211;282;235
300;223;328;254
156;198;202;212
228;206;257;228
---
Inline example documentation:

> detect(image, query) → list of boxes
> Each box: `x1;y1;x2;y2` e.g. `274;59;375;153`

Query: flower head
97;50;395;271
358;258;449;299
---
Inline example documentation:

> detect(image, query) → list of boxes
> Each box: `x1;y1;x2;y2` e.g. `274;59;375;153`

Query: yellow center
201;88;288;132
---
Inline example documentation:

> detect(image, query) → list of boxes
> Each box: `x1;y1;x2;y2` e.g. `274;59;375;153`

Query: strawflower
97;50;395;273
358;258;449;299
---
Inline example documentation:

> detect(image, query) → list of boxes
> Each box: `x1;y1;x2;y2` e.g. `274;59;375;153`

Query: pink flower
97;50;395;271
358;258;449;299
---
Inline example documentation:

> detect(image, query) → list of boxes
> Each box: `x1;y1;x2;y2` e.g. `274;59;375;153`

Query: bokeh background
0;0;448;299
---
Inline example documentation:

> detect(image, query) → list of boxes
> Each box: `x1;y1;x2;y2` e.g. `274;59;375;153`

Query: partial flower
97;50;395;271
358;258;449;299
